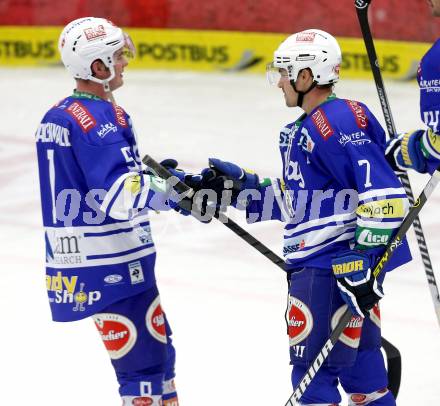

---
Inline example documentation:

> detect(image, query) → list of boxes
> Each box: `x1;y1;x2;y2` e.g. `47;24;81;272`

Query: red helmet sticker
146;296;167;344
296;32;316;42
287;296;313;346
368;303;381;328
332;305;363;348
132;397;154;406
93;313;137;359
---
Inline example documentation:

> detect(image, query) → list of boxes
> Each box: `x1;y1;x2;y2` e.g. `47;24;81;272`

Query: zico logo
0;40;56;59
332;260;365;275
356;199;405;218
137;42;229;64
357;229;390;246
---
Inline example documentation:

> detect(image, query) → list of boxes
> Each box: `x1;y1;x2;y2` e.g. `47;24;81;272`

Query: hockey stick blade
355;0;440;327
285;166;440;405
142;154;286;271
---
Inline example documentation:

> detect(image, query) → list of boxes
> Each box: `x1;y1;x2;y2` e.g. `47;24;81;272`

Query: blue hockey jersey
35;93;177;322
418;38;440;173
247;96;412;271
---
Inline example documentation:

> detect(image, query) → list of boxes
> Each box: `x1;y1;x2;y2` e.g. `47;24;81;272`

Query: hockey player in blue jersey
202;30;412;405
35;17;210;406
386;0;440;175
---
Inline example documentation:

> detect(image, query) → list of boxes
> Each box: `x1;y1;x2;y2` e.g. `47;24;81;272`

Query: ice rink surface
1;67;439;405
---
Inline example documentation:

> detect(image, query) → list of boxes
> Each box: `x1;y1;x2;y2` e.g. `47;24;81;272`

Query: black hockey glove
207;158;260;209
158;159;226;223
332;250;384;317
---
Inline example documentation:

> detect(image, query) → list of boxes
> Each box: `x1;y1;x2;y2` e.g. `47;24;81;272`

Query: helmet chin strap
88;68;117;104
290;80;317;108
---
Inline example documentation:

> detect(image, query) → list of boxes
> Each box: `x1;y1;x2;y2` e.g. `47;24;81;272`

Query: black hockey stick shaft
355;0;440;326
285;165;440;405
380;337;402;399
142;154;286;271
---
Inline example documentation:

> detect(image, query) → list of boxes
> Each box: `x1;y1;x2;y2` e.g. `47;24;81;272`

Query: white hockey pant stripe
122;395;162;405
348;388;389;405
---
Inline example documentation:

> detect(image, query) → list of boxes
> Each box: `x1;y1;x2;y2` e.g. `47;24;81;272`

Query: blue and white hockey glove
332;251;384;318
386;130;428;173
208;158;260;208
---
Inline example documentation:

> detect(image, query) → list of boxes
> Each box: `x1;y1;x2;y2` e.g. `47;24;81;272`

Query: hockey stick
355;0;440;327
285;165;440;405
142;154;286;271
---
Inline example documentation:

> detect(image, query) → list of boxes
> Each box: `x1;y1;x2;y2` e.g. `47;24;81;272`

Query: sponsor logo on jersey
311;108;334;140
357;198;405;218
46;272;102;311
298;127;315;153
45;231;84;265
35;122;71;147
296;32;316;42
114;105;128;127
103;274;123;284
346;100;368;129
66;101;96;132
93;313;137;359
96;122;117;138
419;78;440;90
129;261;145;284
132;397;154;406
337;131;371;147
286;296;313;347
283;239;306;254
84;25;107;41
146;296;167;344
332;305;363;348
356;228;391;246
332;259;366;276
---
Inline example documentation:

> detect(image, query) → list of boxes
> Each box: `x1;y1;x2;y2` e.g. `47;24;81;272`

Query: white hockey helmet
267;29;342;86
58;17;135;85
